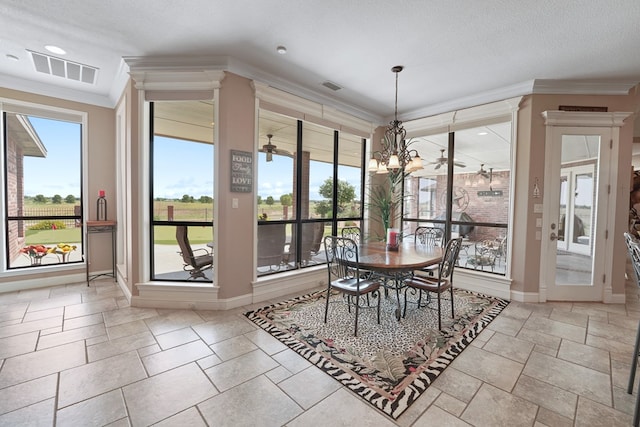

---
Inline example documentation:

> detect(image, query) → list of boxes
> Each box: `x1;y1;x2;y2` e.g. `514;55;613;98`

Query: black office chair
323;236;381;336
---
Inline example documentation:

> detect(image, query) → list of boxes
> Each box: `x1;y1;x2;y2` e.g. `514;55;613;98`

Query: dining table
354;241;444;319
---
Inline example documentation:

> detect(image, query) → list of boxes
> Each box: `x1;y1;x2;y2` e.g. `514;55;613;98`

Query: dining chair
414;226;444;247
323;235;381;336
403;237;463;330
413;226;445;278
341;226;361;244
625;232;640;426
465;239;498;272
175;225;213;280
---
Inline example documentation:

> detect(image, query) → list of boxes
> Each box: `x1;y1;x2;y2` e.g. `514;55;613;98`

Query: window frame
1;99;87;273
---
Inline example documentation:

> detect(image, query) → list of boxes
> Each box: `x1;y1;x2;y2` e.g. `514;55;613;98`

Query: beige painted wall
0;87;116;284
215;73;256;299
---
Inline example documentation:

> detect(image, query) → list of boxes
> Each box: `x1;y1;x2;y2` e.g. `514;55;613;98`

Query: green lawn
25;229;82;245
154;225;213;245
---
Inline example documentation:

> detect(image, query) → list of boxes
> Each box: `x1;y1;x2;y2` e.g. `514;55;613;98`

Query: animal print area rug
244;287;509;419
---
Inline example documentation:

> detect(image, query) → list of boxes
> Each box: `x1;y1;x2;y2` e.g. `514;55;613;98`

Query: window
149;100;214;281
403;121;512;276
256;109;366;276
3;109;83;269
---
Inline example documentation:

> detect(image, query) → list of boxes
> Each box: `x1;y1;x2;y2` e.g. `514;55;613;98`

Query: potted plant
367;169;409;242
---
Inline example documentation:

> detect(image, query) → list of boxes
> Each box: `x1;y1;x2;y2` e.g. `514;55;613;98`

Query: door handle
550;232;557;241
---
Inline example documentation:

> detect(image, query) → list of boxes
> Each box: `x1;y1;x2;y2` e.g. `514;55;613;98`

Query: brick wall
6;134;25;262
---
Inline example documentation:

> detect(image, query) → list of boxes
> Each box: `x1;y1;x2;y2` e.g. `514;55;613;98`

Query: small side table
86;220;117;286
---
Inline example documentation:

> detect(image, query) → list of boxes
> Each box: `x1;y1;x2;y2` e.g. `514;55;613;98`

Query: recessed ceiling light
276;46;287;54
45;45;66;55
6;54;19;61
477;131;488;136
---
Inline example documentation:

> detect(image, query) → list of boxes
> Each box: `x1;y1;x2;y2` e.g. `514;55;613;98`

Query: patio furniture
176;225;213;280
465;239;499;272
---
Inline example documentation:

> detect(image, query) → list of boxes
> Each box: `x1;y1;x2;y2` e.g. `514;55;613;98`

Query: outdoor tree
257;195;263;205
314;200;332;218
65;194;76;204
198;195;213;203
181;194;195;203
280;193;293;220
51;194;63;204
33;194;47;204
280;194;292;206
265;196;275;206
318;178;356;213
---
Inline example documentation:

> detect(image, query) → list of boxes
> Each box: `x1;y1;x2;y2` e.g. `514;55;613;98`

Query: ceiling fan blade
454;161;466;168
434;163;441;170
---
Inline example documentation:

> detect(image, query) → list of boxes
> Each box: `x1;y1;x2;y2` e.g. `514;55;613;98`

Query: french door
539;111;624;302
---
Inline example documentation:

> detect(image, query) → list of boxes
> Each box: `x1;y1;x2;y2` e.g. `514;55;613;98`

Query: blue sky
24;117;81;197
25;119;361;201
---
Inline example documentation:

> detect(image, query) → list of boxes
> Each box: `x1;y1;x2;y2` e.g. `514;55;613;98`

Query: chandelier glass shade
368;66;424;175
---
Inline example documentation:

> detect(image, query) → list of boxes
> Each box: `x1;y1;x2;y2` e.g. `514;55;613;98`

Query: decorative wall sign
440;186;469;212
477;190;503;197
230;150;253;193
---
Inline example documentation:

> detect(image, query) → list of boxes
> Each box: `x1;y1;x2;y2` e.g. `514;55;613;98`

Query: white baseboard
251;267;325;304
454;270;512;300
0;271;86;293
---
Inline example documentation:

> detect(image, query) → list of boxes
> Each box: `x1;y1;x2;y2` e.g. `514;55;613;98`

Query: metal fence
22;207;80;228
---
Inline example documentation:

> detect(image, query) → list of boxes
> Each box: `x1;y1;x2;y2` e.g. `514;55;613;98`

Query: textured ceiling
1;0;639;125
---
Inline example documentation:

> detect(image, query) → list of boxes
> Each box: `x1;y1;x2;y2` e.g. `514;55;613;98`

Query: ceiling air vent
322;81;342;91
28;50;98;85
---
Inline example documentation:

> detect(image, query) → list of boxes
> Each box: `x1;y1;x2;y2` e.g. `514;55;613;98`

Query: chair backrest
176;225;195;266
257;223;287;267
438;237;463;280
341;226;361;244
324;236;360;281
625;232;640;285
415;226;444;247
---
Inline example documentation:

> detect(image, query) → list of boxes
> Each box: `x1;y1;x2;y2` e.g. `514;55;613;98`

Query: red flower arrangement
20;244;54;265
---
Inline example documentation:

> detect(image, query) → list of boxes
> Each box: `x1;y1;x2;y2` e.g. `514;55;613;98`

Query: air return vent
322;81;342;91
29;50;98;85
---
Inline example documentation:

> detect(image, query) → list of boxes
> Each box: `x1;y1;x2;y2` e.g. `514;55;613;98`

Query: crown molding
542;110;633;127
531;79;639;95
400;81;535;124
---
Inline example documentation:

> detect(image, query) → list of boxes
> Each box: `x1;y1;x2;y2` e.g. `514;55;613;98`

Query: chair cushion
405;276;451;293
193;254;213;268
331;277;380;295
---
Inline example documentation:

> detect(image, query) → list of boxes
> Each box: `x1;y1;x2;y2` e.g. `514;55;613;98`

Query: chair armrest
193;247;212;256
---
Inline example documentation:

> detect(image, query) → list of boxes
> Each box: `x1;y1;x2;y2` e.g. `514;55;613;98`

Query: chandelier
368;65;423;174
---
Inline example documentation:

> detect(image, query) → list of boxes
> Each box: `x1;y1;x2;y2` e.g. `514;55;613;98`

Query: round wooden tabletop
356;241;443;273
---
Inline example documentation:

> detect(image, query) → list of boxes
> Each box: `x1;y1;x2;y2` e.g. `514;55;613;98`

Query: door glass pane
555;135;599;285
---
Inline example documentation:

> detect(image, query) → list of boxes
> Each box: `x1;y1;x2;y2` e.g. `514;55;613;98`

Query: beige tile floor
1;268;640;426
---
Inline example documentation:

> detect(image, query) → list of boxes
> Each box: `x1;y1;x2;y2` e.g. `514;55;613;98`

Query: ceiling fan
477;164;490;179
260;134;292;161
429;149;466;169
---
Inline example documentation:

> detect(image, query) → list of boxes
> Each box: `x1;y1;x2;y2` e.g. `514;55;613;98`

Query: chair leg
376;291;381;324
628;319;640;394
437;291;442;330
324;285;331;324
354;293;360;337
450;286;455;319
